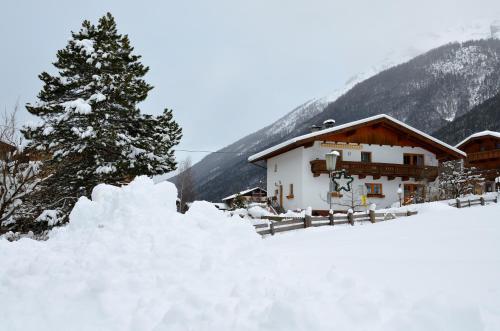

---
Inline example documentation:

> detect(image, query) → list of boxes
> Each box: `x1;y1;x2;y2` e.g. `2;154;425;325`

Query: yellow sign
361;195;367;206
320;142;363;150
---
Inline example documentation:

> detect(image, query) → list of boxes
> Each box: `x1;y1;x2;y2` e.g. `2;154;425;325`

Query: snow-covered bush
439;160;484;198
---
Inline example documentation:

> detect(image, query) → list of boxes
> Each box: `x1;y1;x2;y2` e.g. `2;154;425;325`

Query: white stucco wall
266;141;439;212
266;147;305;211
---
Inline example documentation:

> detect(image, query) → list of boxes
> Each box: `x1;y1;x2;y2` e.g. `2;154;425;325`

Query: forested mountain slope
433;92;500;145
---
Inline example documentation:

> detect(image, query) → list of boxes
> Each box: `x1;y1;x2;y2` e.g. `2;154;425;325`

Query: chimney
323;119;335;129
310;125;322;133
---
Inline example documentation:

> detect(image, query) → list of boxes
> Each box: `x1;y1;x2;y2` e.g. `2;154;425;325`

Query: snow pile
0;177;263;331
247;205;273;218
1;178;500;330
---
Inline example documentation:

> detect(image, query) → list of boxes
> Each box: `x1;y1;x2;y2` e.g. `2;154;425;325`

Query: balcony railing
310;159;438;181
467;149;500;162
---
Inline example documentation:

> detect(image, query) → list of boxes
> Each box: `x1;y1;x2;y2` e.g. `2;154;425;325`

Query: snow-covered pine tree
21;13;182;226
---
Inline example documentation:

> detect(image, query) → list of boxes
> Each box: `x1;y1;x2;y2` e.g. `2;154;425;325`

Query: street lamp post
325;151;339;212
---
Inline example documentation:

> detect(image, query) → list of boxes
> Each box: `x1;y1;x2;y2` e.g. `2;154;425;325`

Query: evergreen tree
21;13;182;226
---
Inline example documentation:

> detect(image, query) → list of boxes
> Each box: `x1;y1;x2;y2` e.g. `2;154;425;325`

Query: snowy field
1;178;499;331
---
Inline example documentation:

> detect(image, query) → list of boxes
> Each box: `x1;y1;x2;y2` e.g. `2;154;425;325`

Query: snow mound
0;177;262;330
1;178;499;330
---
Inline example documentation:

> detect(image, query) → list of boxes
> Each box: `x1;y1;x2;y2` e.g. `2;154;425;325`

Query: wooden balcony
310;159;438;181
467;149;500;162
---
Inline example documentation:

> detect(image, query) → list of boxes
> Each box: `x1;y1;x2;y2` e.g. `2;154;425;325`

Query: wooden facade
310;159;438;181
456;132;500;182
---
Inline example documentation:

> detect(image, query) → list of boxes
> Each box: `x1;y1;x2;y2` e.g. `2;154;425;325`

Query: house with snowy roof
221;187;267;208
0;141;16;160
248;114;465;214
456;130;500;192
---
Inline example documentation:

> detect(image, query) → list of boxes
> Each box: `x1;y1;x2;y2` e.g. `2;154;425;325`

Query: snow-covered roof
248;114;466;162
455;130;500;148
222;187;267;201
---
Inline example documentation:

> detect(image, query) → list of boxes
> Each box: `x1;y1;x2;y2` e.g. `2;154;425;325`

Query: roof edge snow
221;187;267;201
455;130;500;148
248;114;466;162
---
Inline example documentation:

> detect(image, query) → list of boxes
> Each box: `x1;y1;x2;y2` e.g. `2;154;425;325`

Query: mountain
297;39;500;135
433;91;500;145
176;30;500;202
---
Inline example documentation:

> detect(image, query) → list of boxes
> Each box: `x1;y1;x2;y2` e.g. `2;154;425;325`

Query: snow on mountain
248;19;500;149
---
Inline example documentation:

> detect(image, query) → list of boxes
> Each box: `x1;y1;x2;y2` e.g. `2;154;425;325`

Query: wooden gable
301;118;462;161
249;115;465;163
458;135;500;154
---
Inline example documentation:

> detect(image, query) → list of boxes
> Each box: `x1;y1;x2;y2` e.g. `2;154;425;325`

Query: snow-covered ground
1;178;499;330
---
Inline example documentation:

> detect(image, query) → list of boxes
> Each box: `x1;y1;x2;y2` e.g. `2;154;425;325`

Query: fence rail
449;195;498;208
255;210;418;236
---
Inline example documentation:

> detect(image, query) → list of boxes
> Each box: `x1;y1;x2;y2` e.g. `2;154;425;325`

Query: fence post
369;210;376;223
270;222;275;236
456;198;461;208
480;197;485;206
329;210;334;226
304;214;312;228
369;203;376;223
468;199;471;207
304;206;312;228
347;209;354;226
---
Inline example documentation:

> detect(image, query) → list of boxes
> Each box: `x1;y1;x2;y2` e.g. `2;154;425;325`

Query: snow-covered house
0;141;16;160
248;114;465;214
222;187;267;208
456;130;500;192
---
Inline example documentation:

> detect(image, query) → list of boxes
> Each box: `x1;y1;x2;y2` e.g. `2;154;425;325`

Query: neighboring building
222;187;267;208
0;141;16;161
248;114;465;214
455;131;500;192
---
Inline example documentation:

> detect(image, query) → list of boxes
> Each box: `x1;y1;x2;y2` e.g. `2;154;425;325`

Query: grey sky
1;0;500;164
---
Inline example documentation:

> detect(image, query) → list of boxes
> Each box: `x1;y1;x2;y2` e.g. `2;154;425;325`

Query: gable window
403;154;424;166
365;183;384;197
361;151;372;163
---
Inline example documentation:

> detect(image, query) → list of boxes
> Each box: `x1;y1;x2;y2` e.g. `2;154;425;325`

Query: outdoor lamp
325;150;339;172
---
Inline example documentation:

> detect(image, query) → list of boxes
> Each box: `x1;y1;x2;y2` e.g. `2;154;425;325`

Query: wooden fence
449;195;498;208
253;210;418;236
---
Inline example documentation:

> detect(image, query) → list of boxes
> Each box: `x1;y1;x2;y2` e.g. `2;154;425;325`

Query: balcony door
404;154;424;166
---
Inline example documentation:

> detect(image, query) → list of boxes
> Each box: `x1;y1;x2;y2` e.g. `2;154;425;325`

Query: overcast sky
1;0;500;164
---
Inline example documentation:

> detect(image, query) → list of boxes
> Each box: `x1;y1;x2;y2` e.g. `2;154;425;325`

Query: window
274;163;278;172
496;142;500;149
365;183;384;197
361;151;371;163
403;154;424;166
287;184;294;199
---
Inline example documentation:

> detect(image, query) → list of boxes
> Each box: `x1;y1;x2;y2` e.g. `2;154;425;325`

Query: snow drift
1;177;500;330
